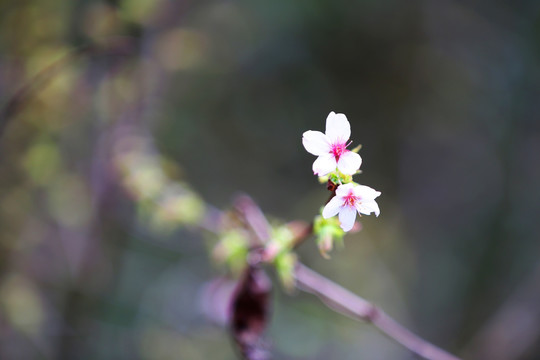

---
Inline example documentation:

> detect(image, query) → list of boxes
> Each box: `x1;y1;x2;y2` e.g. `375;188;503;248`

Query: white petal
312;154;337;176
353;185;381;201
322;196;343;218
356;199;380;217
337;151;362;175
325;112;351;143
335;183;355;197
302;131;331;156
338;206;357;232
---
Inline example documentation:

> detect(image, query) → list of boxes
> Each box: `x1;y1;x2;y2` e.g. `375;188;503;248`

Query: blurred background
1;0;540;359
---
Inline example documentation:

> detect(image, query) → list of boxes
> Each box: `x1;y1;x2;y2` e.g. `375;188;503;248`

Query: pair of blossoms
303;112;381;232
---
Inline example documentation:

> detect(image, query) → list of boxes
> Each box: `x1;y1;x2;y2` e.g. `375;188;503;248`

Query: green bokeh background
1;0;540;359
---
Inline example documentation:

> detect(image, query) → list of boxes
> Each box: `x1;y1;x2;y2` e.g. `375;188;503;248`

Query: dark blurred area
1;0;540;359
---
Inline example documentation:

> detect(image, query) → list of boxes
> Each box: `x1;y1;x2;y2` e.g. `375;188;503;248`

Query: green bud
317;175;329;184
351;144;362;153
313;215;345;259
265;226;295;259
213;230;249;274
274;251;297;291
327;170;353;186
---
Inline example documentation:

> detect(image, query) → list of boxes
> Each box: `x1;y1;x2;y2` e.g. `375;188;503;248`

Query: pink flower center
331;141;348;161
343;192;357;207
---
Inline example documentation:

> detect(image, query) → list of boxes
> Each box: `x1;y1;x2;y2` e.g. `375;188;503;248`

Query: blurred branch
0;37;138;140
233;195;313;256
294;263;460;360
234;195;272;244
235;195;461;360
464;262;540;360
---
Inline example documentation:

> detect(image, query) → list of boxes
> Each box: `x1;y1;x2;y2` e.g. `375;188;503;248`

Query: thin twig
234;195;272;243
294;263;461;360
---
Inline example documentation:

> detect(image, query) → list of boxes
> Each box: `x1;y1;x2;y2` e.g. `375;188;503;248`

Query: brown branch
235;194;461;360
294;263;461;360
234;195;272;243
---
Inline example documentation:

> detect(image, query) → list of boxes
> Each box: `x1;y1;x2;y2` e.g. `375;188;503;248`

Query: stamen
344;194;357;207
331;142;347;160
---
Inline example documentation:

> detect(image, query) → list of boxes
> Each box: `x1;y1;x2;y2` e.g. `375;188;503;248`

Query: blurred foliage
0;0;540;359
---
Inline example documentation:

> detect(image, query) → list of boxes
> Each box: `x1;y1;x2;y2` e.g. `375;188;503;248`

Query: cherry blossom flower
302;112;362;176
322;183;381;232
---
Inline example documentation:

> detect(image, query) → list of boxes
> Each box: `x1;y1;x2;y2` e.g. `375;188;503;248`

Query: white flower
322;183;381;232
302;111;362;176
